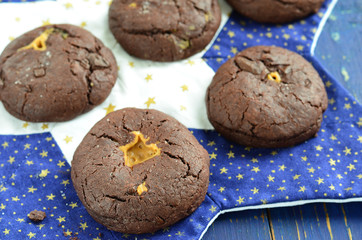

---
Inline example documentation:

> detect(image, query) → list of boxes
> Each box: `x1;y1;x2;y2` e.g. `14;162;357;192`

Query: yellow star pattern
61;180;70;186
181;85;189;92
293;174;301;180
145;74;152;82
227;31;235;37
343;146;352;156
16;218;25;223
236;174;244;180
27;232;36;239
25;160;33;166
279;165;287;171
344;103;352;110
28;186;37;193
299;186;306;192
12;196;20;202
220;167;228;174
325;81;332;87
64;2;73;9
187;60;195;66
41;19;51;26
56;216;66;223
64;136;73;144
347;164;356;171
316;178;324;185
3;229;10;235
46;193;55;200
69;202;78;209
268;175;275;182
24;144;31;150
39;169;50;178
40;150;48;158
41;124;48;130
57;160;65;168
145;97;156;108
329;159;336;166
80;222;88;230
251;187;259;194
227;150;235;158
329;184;336;191
278;187;286;191
64;229;72;236
251;167;260;173
8;156;15;164
237;196;245;204
330;134;337;140
38;224;45;230
104;103;116;115
315;145;323;151
2;141;9;149
209;152;217;160
357;118;362;127
207;141;216;146
308;167;316;173
209;206;217;213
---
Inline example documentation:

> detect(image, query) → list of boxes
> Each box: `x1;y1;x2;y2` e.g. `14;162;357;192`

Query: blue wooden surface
203;0;362;239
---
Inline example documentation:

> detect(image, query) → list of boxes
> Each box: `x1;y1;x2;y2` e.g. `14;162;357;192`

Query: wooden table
203;1;362;239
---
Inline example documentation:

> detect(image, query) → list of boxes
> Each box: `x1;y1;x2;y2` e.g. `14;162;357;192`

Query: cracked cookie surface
206;46;328;148
71;108;210;234
226;0;325;24
108;0;221;61
0;24;117;122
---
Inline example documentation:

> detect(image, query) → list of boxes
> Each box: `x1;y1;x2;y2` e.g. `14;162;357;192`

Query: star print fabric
0;0;361;239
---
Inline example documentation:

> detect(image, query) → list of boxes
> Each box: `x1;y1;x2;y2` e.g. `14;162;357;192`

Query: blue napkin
1;0;361;239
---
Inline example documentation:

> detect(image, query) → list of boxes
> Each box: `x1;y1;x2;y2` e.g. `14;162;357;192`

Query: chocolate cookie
0;24;117;122
71;108;210;234
226;0;325;24
206;46;328;148
109;0;221;61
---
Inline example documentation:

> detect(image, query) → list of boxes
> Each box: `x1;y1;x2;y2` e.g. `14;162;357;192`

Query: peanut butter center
137;182;148;195
18;28;54;52
267;71;281;83
119;131;161;168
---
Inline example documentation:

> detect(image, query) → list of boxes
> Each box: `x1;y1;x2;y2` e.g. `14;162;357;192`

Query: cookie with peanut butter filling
71;108;210;234
0;24;117;122
206;46;328;148
226;0;325;24
108;0;221;61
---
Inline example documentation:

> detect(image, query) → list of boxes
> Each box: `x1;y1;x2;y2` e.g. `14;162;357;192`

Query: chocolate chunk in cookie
206;46;328;148
109;0;221;61
71;108;210;234
226;0;325;24
0;24;118;122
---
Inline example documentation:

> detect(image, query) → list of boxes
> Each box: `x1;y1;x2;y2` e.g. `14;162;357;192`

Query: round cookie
226;0;325;24
71;108;210;234
109;0;221;62
0;24;117;122
206;46;328;148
